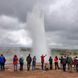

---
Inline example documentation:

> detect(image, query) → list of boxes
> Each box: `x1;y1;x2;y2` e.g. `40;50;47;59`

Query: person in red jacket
54;56;59;70
41;54;46;70
13;55;18;71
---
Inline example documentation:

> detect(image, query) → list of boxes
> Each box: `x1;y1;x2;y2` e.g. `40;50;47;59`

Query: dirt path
0;69;78;78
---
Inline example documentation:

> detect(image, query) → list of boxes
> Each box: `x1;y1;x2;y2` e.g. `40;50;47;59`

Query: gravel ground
0;69;78;78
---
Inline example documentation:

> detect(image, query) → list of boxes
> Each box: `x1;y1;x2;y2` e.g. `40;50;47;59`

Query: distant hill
50;48;78;55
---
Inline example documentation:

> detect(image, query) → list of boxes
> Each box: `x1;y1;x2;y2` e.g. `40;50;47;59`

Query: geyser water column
27;5;50;62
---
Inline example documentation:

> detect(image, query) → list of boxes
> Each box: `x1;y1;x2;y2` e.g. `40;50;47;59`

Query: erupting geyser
27;5;50;62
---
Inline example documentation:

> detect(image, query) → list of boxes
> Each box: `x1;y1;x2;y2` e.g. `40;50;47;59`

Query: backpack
19;58;23;64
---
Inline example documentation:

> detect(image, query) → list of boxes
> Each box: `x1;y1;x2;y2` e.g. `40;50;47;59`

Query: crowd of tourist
0;54;78;73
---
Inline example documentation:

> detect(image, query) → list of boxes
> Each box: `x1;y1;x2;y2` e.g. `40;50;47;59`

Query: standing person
0;55;1;71
75;56;78;72
26;54;32;71
13;55;18;71
19;55;24;71
73;57;76;70
41;54;46;70
32;56;36;70
54;56;59;70
49;56;53;70
0;54;6;71
62;56;67;72
68;56;72;72
59;56;63;69
66;56;70;71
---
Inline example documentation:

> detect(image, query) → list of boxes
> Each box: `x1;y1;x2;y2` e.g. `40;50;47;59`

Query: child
45;63;49;71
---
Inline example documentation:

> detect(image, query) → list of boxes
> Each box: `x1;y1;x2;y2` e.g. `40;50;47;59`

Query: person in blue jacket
32;56;36;70
0;55;2;70
0;54;6;71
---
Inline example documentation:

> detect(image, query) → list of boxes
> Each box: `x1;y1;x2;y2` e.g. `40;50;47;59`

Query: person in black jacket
62;56;67;72
19;56;24;71
26;54;32;71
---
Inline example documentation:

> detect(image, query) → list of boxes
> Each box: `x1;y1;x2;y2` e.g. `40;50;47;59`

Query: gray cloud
0;15;32;47
0;0;78;49
0;15;25;30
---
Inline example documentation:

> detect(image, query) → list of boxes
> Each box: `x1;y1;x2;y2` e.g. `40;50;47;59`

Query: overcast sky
0;0;78;49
